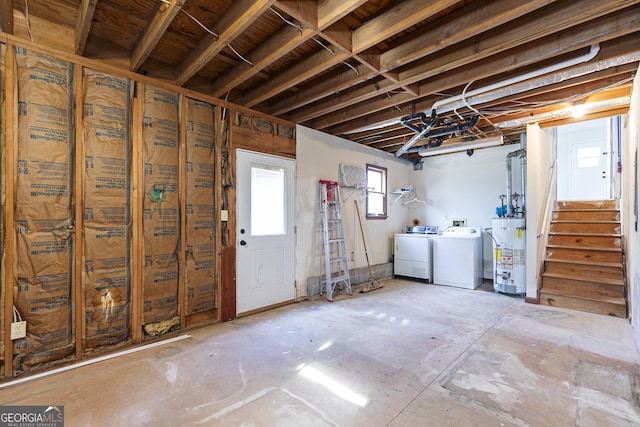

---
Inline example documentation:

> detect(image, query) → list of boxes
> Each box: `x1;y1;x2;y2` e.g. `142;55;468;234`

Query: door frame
235;149;296;316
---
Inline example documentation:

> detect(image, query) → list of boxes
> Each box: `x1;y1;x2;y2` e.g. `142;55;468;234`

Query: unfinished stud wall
13;49;75;373
184;99;216;316
0;40;294;377
81;69;132;352
141;85;181;335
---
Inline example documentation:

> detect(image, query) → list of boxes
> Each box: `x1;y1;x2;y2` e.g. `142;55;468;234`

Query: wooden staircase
539;200;627;317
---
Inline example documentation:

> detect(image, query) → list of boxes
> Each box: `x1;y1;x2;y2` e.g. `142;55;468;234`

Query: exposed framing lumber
289;0;626;124
74;0;97;55
246;0;457;109
210;25;316;97
178;95;187;329
211;0;367;98
131;0;184;71
307;3;640;130
328;32;640;136
268;63;374;116
352;0;459;53
242;48;350;107
130;83;143;343
214;105;223;322
72;65;84;357
270;0;557;117
175;0;276;87
2;44;17;375
317;0;368;29
274;0;318;28
0;0;12;34
380;0;557;71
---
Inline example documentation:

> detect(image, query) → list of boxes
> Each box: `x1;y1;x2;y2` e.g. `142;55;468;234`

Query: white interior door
236;149;295;315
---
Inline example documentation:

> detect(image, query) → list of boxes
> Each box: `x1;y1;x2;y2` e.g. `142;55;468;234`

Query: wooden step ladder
319;180;352;302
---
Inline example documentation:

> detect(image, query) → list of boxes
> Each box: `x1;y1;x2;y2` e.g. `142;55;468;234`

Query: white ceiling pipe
432;44;601;115
397;44;601;156
350;45;603;137
441;50;640;116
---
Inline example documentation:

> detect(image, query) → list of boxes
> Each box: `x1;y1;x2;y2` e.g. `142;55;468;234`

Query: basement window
366;164;387;219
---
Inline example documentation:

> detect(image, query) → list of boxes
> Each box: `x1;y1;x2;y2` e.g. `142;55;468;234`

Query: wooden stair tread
553;208;618;212
539;288;626;305
549;232;621;237
551;220;619;224
546;244;621;252
542;272;624;286
544;258;623;268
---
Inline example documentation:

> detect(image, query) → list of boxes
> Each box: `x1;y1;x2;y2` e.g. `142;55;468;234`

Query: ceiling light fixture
495;96;631;129
418;136;504;157
571;101;586;118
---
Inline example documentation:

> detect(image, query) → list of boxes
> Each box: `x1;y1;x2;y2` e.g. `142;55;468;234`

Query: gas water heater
491;217;526;295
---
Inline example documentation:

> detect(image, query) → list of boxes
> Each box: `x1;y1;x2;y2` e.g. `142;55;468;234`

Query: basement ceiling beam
328;31;640;135
242;49;351;107
175;0;276;87
489;84;633;125
267;63;375;116
274;0;318;28
212;0;366;98
317;0;368;29
352;0;459;53
0;0;12;34
300;0;639;128
131;0;184;71
75;0;97;55
272;0;557;117
379;0;557;71
210;25;316;97
244;0;456;109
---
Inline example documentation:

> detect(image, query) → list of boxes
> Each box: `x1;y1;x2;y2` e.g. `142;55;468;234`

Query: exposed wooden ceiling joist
131;0;185;70
306;2;640;131
0;0;13;34
174;0;277;86
10;0;639;157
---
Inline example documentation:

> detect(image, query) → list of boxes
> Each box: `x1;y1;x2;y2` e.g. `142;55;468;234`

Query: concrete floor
1;279;639;426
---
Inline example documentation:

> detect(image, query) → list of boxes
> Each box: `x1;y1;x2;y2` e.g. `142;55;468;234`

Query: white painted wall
622;65;640;351
295;125;413;299
417;143;525;278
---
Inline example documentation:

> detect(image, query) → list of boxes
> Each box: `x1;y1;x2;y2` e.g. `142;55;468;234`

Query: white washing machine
433;227;483;289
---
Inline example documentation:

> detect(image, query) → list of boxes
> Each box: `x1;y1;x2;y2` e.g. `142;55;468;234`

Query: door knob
240;240;247;246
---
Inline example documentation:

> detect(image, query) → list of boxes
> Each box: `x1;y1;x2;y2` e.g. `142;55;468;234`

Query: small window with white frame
366;164;387;219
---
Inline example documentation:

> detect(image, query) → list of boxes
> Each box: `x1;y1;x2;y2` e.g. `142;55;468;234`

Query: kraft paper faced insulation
82;69;132;350
14;48;75;371
185;98;216;315
142;85;180;330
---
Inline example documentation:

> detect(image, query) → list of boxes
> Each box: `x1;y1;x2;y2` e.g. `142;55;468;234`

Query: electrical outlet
221;210;229;221
350;251;355;261
11;321;27;340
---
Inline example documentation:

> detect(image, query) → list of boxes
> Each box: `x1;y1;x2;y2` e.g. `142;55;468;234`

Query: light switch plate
11;321;27;340
221;210;229;221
